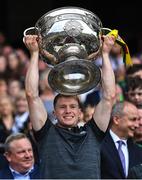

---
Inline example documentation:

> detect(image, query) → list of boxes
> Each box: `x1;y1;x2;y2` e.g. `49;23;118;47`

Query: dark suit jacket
127;163;142;179
101;132;142;179
0;164;39;179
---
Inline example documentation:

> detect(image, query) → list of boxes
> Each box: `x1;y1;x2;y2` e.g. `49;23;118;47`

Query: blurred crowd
0;30;142;179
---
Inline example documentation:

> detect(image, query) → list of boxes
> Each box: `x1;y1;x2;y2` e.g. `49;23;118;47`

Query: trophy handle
23;27;38;36
101;27;121;44
101;28;132;66
101;27;112;36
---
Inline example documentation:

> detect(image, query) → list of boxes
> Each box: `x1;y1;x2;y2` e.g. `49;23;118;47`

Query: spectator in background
2;44;13;58
6;51;23;82
0;79;8;97
101;101;142;179
12;90;29;133
0;55;8;81
126;64;142;79
0;95;15;143
129;107;142;180
125;76;142;108
39;68;56;124
0;133;39;179
15;48;30;77
7;79;22;103
16;48;29;65
131;55;142;65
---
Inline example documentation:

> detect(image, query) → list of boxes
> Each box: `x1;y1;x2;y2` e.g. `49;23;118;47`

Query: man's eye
59;106;65;108
71;105;79;109
129;117;138;121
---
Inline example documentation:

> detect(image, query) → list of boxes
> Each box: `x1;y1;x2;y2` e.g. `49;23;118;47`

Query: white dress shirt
110;129;129;176
9;166;34;180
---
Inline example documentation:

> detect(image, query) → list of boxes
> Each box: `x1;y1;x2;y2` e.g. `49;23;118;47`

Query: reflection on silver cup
24;6;104;95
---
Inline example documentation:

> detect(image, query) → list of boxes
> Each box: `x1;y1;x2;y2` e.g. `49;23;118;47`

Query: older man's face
5;138;34;174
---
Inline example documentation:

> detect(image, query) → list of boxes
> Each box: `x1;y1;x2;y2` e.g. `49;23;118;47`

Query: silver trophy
24;6;105;95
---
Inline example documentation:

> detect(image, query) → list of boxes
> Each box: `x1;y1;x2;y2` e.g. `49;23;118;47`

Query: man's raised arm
24;35;47;131
93;34;116;132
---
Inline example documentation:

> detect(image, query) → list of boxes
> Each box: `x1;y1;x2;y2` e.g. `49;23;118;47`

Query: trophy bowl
24;6;103;95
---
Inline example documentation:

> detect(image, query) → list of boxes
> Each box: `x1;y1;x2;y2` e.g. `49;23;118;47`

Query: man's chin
64;123;76;128
23;161;33;168
59;121;77;128
128;132;134;138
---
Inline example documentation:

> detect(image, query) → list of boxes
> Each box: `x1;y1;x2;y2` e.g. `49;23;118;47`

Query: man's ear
53;110;56;117
113;116;120;125
78;108;83;118
4;152;11;162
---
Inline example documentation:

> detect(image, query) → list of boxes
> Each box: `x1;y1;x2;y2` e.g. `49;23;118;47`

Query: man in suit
101;101;142;179
0;133;39;179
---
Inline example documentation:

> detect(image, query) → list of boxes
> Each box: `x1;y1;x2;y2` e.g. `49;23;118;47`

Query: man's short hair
5;133;30;152
109;101;135;126
111;102;125;118
53;94;82;108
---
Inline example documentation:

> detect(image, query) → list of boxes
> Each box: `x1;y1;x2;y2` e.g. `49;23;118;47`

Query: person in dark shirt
23;32;116;179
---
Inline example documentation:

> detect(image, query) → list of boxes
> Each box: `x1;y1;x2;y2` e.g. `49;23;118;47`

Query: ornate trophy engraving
24;7;104;95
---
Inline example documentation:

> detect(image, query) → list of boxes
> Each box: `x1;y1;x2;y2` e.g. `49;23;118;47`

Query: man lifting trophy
23;6;131;179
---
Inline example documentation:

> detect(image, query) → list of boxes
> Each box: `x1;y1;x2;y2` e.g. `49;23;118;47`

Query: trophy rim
35;6;103;29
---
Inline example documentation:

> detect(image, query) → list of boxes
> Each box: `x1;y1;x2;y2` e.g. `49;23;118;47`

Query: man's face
116;104;139;138
127;88;142;106
5;138;34;173
134;109;142;137
54;97;81;128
